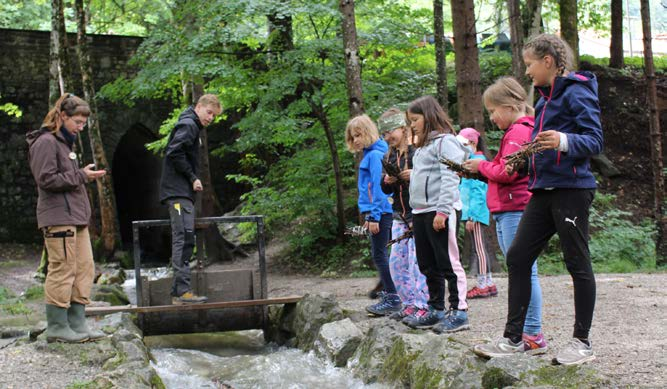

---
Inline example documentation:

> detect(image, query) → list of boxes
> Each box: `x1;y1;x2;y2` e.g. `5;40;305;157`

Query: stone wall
0;28;172;243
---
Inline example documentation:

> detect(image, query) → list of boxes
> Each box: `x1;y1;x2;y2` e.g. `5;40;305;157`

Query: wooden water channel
86;215;301;336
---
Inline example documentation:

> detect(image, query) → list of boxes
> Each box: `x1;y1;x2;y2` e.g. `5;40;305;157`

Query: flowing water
124;274;384;388
147;331;386;389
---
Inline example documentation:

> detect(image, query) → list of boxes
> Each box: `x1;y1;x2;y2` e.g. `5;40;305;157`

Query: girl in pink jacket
463;77;546;355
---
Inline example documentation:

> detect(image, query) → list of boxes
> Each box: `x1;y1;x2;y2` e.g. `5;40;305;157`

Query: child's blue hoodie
358;139;393;222
529;71;604;190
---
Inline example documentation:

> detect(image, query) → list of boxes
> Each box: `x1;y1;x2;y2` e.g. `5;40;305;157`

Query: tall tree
450;0;485;133
639;0;666;265
609;0;624;68
507;0;526;84
559;0;579;69
49;0;72;105
74;0;120;258
434;0;448;110
337;0;366;238
339;0;364;118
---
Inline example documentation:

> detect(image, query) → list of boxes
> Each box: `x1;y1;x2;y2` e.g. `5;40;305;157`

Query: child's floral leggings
388;219;429;308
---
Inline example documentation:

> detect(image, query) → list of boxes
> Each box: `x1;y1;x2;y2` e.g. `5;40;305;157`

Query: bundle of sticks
502;140;541;172
438;157;482;180
382;159;408;186
344;225;368;237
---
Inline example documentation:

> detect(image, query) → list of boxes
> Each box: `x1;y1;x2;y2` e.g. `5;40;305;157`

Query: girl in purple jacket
473;34;603;366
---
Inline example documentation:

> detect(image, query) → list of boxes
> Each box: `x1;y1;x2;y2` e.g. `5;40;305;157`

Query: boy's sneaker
487;284;498;296
552;338;595;366
172;291;208;305
473;337;524;358
366;293;401;316
466;286;490;299
389;305;418;321
433;309;470;333
405;306;445;329
401;307;428;326
523;332;548;355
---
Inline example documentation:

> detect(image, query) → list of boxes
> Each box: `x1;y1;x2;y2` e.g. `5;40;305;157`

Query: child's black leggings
503;189;596;342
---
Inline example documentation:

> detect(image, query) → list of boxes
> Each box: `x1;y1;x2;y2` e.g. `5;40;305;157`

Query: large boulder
482;355;611;388
314;318;363;367
347;320;408;383
290;293;344;350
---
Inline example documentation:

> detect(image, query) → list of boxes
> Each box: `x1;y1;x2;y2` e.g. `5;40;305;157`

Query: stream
123;273;385;389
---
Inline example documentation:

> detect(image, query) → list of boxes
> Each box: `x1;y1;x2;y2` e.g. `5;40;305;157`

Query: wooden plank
85;295;302;316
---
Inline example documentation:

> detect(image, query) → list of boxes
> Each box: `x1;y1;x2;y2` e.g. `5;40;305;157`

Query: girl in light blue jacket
457;128;495;299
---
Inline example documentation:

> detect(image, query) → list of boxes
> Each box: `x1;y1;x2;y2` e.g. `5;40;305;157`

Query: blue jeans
493;211;542;335
371;213;397;294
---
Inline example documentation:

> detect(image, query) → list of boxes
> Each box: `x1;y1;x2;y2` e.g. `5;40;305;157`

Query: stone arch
112;123;169;261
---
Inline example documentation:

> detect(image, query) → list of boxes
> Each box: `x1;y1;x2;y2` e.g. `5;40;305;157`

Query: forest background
1;0;666;277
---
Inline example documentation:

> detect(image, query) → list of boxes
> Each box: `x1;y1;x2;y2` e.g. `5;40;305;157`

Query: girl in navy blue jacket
345;114;400;316
474;34;603;366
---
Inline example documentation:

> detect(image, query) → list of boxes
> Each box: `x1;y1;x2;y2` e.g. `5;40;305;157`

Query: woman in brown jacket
27;94;106;343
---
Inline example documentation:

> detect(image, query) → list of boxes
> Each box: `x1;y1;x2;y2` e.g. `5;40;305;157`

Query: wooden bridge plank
85;295;302;316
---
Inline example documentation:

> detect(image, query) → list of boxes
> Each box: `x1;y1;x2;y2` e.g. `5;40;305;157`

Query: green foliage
538;193;656;274
580;54;667;74
0;286;12;301
23;285;44;300
95;0;664;274
0;94;22;120
0;0;50;30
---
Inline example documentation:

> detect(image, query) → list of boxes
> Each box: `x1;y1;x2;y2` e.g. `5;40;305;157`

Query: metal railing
131;215;266;307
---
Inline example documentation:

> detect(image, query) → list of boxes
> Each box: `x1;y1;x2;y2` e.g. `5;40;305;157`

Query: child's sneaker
552;338;595;366
405;306;445;329
487;284;498;296
523;332;548;355
466;286;490;299
433;309;470;333
366;293;401;316
389;305;418;321
401;307;427;325
473;337;524;358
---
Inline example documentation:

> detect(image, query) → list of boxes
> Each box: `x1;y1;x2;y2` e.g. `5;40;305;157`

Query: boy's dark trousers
412;211;461;311
167;197;196;297
504;189;596;341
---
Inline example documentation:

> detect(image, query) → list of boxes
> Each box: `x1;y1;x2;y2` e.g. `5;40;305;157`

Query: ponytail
42;93;90;133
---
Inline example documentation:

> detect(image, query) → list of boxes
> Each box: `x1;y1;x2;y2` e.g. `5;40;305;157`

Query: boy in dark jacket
160;94;221;305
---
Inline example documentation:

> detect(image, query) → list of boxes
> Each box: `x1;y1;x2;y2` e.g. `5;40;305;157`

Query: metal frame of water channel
132;215;267;308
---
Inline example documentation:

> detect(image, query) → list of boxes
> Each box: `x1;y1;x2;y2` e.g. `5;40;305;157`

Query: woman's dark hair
407;95;455;147
42;93;90;133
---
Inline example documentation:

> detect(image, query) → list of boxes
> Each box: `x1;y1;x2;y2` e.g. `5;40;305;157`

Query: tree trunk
450;0;485;134
74;0;119;258
522;0;543;39
639;0;666;265
559;0;579;69
434;0;448;110
49;1;62;105
507;0;527;85
610;0;624;68
308;95;346;242
339;0;362;235
339;0;364;117
49;0;72;104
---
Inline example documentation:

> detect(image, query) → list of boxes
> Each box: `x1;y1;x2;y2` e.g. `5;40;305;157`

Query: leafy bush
580;54;667;74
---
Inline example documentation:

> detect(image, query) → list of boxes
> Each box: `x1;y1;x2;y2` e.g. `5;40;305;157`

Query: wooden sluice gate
86;215;301;336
